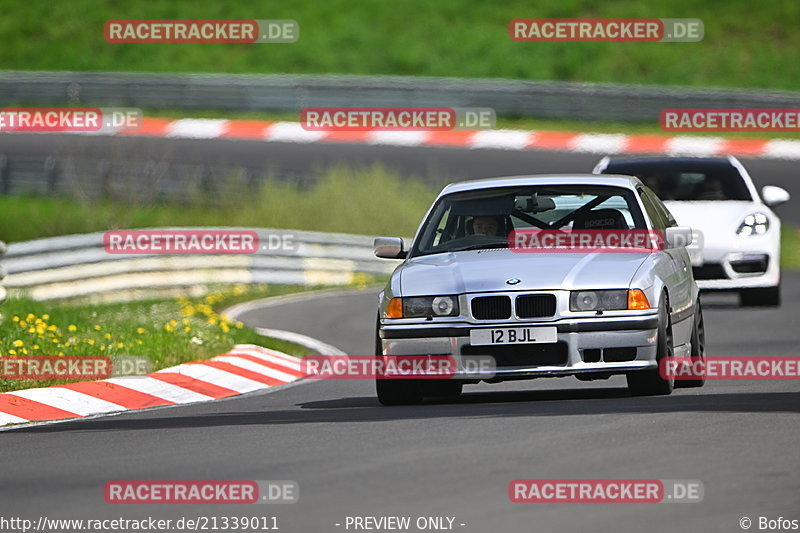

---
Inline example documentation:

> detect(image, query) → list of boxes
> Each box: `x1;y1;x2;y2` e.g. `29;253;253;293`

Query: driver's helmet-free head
469;215;502;236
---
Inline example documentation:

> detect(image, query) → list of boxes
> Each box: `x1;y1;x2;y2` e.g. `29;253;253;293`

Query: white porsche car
594;156;790;306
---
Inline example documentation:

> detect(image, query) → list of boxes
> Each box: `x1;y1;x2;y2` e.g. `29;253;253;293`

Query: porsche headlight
397;296;460;318
737;213;769;236
570;290;628;311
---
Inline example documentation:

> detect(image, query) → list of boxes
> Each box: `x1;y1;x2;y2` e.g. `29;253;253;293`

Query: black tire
740;285;781;307
374;321;424;405
423;380;463;399
627;294;675;396
376;378;424;405
676;300;706;388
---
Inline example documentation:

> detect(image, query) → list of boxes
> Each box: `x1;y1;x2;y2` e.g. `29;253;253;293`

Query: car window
411;184;647;257
602;160;753;201
638;187;667;230
644;186;678;227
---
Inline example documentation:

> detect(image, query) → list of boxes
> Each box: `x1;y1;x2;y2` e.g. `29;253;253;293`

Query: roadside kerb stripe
57;117;800;160
0;344;305;426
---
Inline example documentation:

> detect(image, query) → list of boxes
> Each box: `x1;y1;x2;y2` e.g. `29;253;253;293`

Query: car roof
603;156;735;166
439;174;643;197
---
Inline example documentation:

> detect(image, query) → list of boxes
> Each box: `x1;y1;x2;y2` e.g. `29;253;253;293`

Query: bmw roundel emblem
506;278;521;285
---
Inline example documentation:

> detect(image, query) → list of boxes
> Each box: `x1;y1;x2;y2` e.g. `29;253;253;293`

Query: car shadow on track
9;390;799;433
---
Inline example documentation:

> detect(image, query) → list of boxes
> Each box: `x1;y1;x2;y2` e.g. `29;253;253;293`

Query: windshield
412;184;646;257
602;160;753;201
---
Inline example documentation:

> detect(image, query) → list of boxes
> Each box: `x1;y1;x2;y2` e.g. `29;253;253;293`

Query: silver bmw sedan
373;174;705;405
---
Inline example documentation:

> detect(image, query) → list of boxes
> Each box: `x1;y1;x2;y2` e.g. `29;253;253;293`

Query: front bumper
379;314;659;380
689;229;780;290
693;251;779;290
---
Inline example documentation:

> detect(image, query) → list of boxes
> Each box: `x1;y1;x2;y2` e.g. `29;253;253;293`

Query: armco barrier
2;70;800;122
1;228;400;302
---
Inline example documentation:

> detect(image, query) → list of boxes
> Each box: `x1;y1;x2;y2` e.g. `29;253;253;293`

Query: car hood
398;249;650;295
664;201;766;232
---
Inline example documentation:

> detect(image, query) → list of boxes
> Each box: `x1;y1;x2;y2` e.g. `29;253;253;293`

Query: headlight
570;290;629;311
737;213;769;236
385;296;460;318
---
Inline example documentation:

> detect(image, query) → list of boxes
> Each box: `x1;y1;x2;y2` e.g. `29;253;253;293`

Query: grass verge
0;283;320;393
0;165;438;243
0;1;797;90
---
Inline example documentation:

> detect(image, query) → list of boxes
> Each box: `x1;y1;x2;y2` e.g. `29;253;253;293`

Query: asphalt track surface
1;135;798;532
1;133;798;225
2;276;799;533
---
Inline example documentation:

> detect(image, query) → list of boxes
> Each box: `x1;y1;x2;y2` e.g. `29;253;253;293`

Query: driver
471;215;501;236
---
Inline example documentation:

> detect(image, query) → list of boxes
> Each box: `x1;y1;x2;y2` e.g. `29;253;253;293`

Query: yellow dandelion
47;325;57;332
235;321;244;329
87;339;95;345
11;340;24;347
68;325;77;332
136;339;142;345
116;342;124;348
12;316;19;322
103;333;112;339
42;314;50;320
19;320;27;328
8;349;16;355
136;327;145;334
94;325;102;331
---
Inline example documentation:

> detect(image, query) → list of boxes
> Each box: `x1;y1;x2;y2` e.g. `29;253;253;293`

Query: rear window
602;160;753;201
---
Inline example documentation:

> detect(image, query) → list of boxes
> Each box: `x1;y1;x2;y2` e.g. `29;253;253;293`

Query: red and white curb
93;117;800;160
0;344;305;427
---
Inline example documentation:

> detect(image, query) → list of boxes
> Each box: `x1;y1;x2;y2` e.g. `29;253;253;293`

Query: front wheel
423;380;463;399
376;379;424;405
374;327;424;405
677;300;706;388
627;295;675;396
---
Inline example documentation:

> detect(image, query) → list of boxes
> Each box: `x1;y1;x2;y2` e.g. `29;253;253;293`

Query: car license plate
470;326;557;346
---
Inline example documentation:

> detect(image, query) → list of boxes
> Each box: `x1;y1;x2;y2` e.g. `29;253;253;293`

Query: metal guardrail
1;228;398;302
0;154;315;203
2;70;800;122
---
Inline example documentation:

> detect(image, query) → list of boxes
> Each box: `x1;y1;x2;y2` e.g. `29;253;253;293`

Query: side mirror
665;226;693;249
762;185;790;207
374;237;407;259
